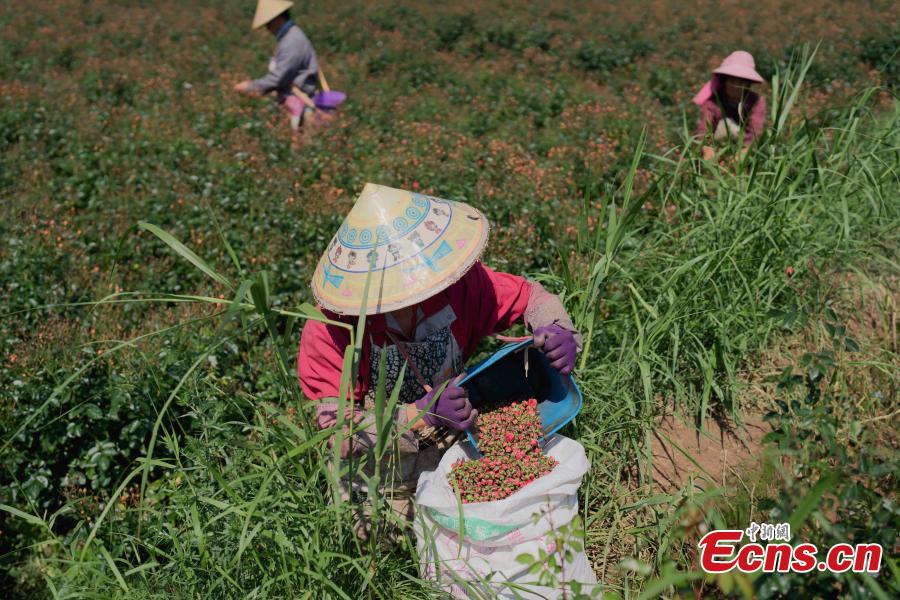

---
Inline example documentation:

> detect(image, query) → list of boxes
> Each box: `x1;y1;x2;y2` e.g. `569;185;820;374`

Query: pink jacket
297;262;533;403
695;95;767;145
297;261;581;405
693;74;766;145
298;261;580;458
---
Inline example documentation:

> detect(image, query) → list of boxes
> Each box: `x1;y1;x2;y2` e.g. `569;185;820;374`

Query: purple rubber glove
533;324;578;375
414;377;478;431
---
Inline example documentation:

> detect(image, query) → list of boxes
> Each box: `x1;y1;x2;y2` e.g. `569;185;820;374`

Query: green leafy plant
515;515;602;598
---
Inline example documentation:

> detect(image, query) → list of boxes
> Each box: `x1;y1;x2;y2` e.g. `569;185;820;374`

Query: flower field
1;0;897;597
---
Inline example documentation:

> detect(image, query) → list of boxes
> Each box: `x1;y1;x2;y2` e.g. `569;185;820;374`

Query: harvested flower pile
449;399;558;503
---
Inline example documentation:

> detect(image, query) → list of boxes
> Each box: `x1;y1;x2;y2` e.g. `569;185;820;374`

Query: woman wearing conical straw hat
298;183;581;529
234;0;320;131
693;50;767;160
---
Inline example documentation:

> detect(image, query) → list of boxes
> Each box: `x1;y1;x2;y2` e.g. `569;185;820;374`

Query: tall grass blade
138;221;232;288
98;543;129;592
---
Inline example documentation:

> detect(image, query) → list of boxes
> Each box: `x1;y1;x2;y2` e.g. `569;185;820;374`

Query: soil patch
649;412;770;493
649;271;897;493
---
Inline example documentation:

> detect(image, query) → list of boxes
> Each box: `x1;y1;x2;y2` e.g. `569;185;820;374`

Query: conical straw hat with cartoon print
312;183;490;315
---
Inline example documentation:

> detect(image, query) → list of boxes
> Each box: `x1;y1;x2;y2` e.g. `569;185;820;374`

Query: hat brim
311;187;490;316
713;66;764;83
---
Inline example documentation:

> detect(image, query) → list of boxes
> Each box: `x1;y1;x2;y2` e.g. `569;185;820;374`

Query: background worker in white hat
297;183;581;529
234;0;320;130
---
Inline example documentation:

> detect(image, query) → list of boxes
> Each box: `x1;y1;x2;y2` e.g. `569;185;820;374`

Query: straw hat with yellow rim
312;183;490;316
252;0;293;30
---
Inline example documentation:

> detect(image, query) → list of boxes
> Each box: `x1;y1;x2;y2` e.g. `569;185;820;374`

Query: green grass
1;1;898;597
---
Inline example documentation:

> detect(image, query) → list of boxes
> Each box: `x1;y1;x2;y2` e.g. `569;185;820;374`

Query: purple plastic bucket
314;90;347;110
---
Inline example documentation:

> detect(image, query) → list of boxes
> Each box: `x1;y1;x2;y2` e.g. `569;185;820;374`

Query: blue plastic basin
458;340;582;452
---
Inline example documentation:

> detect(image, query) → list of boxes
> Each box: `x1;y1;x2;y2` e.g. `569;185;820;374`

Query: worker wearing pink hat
693;51;767;159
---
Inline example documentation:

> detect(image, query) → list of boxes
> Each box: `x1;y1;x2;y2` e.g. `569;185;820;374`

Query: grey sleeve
291;32;320;96
351;404;420;456
248;43;292;93
524;281;583;349
248;32;315;94
315;401;419;458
